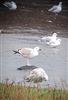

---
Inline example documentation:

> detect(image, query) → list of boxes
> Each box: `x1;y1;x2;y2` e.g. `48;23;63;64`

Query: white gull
13;46;41;66
3;1;17;10
48;2;62;14
25;67;48;83
41;33;57;44
48;38;61;47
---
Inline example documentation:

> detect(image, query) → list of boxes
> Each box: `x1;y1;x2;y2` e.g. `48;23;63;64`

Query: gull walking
13;47;41;66
25;67;48;83
48;2;62;15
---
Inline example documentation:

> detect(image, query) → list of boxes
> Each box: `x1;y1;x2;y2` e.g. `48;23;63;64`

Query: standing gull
48;2;62;15
25;67;48;83
13;47;41;66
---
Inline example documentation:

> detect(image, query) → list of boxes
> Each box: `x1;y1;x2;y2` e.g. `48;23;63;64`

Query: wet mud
0;2;68;38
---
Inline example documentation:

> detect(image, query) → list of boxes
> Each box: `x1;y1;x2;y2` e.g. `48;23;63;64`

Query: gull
13;47;41;66
40;33;61;47
3;1;17;10
48;38;61;47
25;67;48;83
40;33;57;44
48;2;62;15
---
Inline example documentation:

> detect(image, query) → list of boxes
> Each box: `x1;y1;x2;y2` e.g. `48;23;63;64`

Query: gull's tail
13;50;19;54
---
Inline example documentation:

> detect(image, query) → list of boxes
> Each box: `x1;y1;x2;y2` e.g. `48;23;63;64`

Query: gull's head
34;47;41;51
59;2;62;5
52;33;57;37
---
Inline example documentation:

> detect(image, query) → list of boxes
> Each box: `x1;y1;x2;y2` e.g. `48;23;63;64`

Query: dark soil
0;3;68;38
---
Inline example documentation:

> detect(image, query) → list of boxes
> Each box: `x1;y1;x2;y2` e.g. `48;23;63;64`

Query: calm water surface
0;33;68;88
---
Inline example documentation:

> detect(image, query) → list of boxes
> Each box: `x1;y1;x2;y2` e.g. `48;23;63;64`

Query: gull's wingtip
13;50;19;54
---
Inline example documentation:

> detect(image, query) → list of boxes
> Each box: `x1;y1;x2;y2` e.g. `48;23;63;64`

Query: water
0;33;68;88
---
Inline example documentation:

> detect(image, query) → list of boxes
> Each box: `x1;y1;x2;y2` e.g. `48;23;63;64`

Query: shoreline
0;27;68;38
0;7;68;38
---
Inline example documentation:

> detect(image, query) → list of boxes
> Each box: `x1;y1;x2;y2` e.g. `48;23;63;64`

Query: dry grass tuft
0;81;68;100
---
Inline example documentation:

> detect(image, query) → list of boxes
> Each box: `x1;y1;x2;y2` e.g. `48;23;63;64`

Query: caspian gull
13;46;41;66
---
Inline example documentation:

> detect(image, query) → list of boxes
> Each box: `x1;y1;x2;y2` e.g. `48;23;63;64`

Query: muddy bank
0;6;68;38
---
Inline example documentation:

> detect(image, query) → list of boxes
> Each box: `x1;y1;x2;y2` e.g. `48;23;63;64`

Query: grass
0;82;68;100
